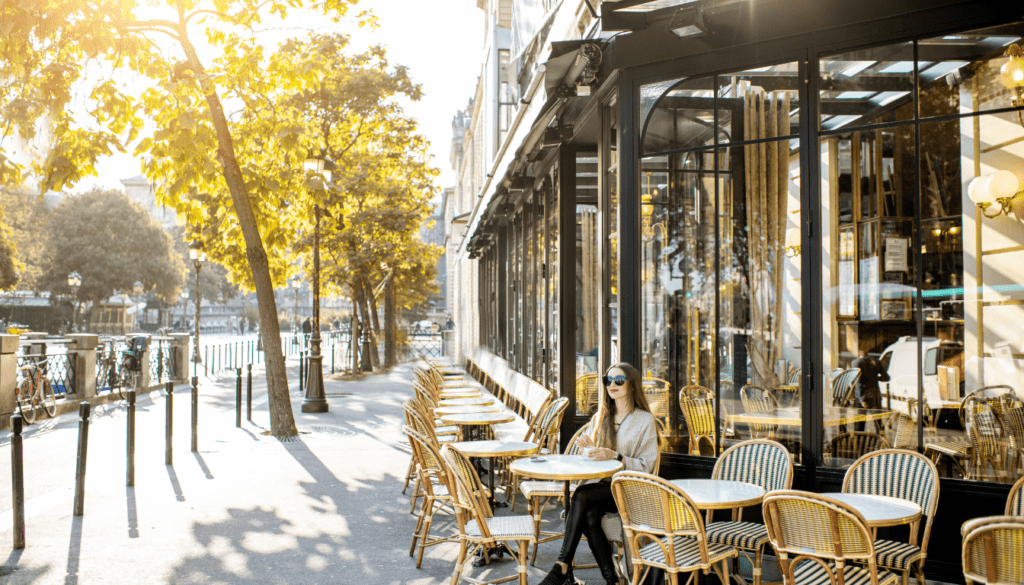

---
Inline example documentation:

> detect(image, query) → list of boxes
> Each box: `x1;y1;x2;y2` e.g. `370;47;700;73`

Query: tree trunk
362;279;381;369
384;275;397;367
180;40;296;438
350;290;360;372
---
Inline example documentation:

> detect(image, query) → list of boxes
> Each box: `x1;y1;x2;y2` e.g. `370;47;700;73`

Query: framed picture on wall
880;300;910;321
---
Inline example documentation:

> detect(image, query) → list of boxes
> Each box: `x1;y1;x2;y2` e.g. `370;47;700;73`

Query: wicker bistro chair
739;385;780;440
505;396;569;512
961;515;1024;585
440;444;534;585
828;431;891;463
1006;476;1024;516
679;384;712;401
831;368;862;407
405;427;458;567
644;377;672;435
576;374;601;415
843;449;940;585
610;471;738;585
704;439;795;585
961;388;1022;482
762;490;899;585
518;423;591;564
680;398;719;455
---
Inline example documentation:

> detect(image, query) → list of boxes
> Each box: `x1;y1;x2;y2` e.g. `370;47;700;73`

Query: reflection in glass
819;42;914;131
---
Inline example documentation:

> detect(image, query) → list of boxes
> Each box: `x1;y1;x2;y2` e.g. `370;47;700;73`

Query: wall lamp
968;170;1023;219
1000;43;1024;127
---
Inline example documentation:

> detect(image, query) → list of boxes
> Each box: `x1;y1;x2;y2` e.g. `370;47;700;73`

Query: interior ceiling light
840;61;876;77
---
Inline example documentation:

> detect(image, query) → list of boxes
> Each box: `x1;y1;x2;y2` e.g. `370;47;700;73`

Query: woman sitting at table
539;362;660;585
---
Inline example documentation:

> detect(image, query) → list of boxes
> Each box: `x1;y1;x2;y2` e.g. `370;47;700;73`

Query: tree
0;186;50;291
1;0;366;437
38;189;185;307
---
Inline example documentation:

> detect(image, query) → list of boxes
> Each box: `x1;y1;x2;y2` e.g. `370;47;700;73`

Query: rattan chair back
713;439;794;491
405;427;450;496
1006;476;1024;516
680;398;717;455
644;377;671;434
679;384;712;401
611;471;706;555
441;444;494;531
961;515;1024;584
404;402;444;445
763;490;884;583
831;368;862;407
883;411;918;450
844;449;939;550
962;388;1017;481
530;396;569;452
739;385;780;439
829;431;890;461
787;368;801;385
576;374;600;415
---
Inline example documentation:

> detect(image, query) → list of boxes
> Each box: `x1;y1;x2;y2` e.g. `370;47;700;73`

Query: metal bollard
73;402;91;516
299;351;305;394
165;381;173;465
191;376;199;452
204;346;209;376
235;368;242;428
11;414;25;549
127;389;136;486
246;363;253;421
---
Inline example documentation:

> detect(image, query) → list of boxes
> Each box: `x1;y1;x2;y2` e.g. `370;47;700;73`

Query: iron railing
96;337;128;394
407;331;445;359
17;339;76;396
148;337;176;383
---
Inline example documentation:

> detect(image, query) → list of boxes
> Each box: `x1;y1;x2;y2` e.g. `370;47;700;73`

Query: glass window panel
919;22;1024;119
547;173;559;392
577;196;600;415
641;77;717;155
822;121;920;469
716;62;801;144
820;42;914;132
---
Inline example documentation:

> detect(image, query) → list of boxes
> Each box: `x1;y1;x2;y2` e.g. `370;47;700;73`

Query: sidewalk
0;359;595;584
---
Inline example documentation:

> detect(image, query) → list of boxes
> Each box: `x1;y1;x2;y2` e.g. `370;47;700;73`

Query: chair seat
874;539;924;571
705;521;770;550
636;535;737;570
438;434;458;443
434;425;459;435
600;513;623;544
521;480;570;499
793;559;898;585
466;515;537;540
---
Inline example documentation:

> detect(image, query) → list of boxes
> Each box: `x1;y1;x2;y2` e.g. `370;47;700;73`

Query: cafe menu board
884;237;909;272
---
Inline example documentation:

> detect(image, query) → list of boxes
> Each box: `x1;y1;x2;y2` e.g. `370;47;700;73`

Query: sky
73;0;484;206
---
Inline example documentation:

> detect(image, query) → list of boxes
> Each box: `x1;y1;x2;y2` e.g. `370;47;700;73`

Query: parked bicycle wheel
40;378;57;417
117;365;138;400
16;378;37;424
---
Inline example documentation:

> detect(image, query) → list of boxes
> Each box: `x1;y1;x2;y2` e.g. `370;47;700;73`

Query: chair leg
409;475;422;514
914;563;927;585
416;498;436;568
410;495;428;557
517;540;529;585
753;544;765;585
530;497;541;565
451;540;469;585
402;457;415;494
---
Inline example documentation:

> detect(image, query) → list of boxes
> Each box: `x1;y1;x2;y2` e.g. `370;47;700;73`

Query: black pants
557;482;617;574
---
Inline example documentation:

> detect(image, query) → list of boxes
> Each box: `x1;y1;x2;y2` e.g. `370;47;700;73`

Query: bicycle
115;335;149;399
15;360;57;424
96;340;120;395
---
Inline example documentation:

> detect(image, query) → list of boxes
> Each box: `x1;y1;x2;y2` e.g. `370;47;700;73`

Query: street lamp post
67;272;82;333
301;153;329;413
189;241;206;377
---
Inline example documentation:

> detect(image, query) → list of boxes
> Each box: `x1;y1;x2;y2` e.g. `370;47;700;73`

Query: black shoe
538;563;574;585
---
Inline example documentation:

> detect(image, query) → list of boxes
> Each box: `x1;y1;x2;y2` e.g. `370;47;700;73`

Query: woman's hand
575;433;594;451
588;447;617;461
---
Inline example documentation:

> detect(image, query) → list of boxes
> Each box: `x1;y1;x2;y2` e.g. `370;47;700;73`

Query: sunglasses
602;375;627;387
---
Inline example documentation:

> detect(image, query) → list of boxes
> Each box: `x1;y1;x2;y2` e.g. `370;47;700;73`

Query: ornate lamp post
189;241;206;377
301;152;330;413
67;272;82;333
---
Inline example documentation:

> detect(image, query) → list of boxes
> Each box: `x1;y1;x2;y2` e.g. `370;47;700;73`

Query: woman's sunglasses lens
602;376;626;386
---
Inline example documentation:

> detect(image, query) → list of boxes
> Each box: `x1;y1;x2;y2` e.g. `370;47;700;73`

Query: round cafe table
439;390;482;399
440;412;516;442
821;493;921;528
439;396;495;407
434;404;501;416
669;479;766;510
451;440;539;507
509;454;623;514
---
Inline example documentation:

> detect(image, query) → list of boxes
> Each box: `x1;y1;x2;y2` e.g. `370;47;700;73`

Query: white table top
434;405;501;415
438;390;483;398
821;493;922;527
439;396;495;406
450;440;539;458
509;454;623;481
440;412;516;426
669;479;766;510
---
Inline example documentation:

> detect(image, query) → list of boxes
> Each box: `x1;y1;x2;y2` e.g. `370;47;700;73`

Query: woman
539;362;660;585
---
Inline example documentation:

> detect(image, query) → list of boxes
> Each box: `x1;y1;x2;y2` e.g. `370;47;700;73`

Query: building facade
447;1;1024;579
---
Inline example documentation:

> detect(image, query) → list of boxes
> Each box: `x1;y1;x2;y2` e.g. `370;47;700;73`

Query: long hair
592;362;651;450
